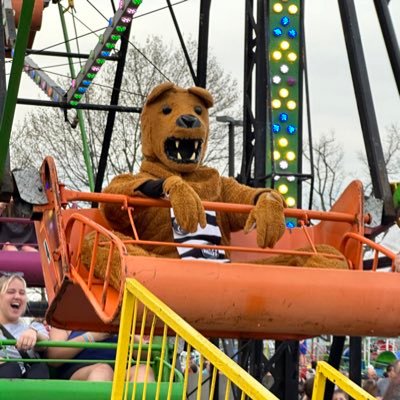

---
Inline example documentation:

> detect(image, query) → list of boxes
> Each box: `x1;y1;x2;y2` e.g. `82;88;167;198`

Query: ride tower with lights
241;0;400;398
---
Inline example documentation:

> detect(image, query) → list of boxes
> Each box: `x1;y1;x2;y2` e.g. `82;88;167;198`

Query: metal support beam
271;340;299;400
216;116;243;177
23;56;66;101
2;0;17;48
253;0;268;188
0;0;35;182
65;0;141;106
239;0;257;185
16;98;141;113
58;3;94;190
323;336;345;400
338;0;395;223
373;0;400;95
166;0;197;85
0;2;13;198
13;48;119;60
349;337;362;387
196;0;211;88
94;24;131;194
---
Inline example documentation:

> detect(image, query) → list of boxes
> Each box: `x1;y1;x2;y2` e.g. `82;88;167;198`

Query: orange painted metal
34;157;400;339
5;1;45;55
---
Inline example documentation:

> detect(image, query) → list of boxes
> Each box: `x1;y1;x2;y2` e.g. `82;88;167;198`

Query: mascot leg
253;244;349;269
81;231;153;289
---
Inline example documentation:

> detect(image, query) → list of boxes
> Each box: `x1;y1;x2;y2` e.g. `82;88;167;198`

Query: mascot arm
221;177;286;248
102;173;157;229
136;180;164;198
162;176;206;233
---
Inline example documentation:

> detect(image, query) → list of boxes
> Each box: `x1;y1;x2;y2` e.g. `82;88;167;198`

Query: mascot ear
188;86;214;108
145;82;175;105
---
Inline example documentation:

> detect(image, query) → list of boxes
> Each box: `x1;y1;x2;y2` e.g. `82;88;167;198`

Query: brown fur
83;83;347;289
253;244;349;269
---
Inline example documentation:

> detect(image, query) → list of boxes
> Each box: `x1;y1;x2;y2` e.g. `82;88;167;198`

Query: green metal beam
58;3;95;192
0;0;35;182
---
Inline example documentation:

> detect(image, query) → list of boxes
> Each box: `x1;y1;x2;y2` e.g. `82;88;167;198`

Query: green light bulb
132;0;142;5
74;94;83;99
87;73;96;79
115;26;126;33
105;43;115;49
96;58;106;65
111;34;121;41
70;101;79;106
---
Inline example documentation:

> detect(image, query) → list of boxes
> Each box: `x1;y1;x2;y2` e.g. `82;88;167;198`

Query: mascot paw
244;190;286;248
163;175;206;233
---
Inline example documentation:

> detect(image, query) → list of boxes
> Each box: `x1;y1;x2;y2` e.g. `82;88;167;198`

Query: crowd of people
361;362;400;399
298;361;400;400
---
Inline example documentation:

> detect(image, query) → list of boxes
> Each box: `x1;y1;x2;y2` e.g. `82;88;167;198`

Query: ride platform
34;157;400;339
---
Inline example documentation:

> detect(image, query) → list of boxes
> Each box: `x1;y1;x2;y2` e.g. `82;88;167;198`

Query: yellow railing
312;361;376;400
111;278;277;400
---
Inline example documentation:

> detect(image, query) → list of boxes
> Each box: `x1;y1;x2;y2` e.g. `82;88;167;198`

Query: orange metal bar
61;188;362;224
341;231;397;271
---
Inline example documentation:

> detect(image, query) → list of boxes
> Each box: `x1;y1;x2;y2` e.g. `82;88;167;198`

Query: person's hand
16;328;37;351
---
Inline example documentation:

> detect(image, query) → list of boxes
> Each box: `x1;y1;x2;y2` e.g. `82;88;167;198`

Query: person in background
332;388;349;400
367;364;378;381
48;327;155;382
0;195;38;252
377;363;397;398
0;273;49;378
362;378;378;396
382;360;400;400
301;376;314;400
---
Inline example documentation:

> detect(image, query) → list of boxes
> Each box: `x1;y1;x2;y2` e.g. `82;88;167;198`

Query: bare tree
357;123;400;196
303;131;345;211
10;36;240;190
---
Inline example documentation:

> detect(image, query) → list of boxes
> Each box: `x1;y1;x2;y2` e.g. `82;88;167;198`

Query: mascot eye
194;106;202;115
162;105;172;115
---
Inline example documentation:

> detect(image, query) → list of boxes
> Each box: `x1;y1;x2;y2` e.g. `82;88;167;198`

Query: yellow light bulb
287;100;296;110
288;4;298;14
278;137;289;147
286;151;296;161
279;88;289;98
273;151;281;160
280;41;290;50
278;184;289;194
272;51;282;60
287;52;297;62
272;99;282;109
273;3;283;12
286;197;296;207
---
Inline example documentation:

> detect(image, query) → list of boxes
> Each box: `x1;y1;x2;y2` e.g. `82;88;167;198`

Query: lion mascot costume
83;82;347;289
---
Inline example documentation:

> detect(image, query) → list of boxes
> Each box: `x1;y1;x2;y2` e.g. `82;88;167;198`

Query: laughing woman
0;273;49;378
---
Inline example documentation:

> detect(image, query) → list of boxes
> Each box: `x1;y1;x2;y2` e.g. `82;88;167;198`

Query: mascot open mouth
164;137;203;164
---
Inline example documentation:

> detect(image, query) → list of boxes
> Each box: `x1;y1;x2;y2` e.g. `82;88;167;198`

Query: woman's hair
0;274;27;294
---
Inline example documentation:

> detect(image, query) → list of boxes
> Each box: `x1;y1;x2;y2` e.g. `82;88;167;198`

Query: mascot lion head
140;82;214;173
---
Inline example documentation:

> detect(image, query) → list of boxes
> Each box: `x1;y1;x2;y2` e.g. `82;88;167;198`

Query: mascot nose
176;114;201;129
